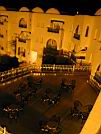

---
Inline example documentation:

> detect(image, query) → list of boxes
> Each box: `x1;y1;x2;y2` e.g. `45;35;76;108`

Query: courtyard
0;72;99;134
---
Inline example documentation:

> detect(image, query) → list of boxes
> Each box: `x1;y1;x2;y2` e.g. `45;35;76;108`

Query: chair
69;100;83;120
80;104;93;123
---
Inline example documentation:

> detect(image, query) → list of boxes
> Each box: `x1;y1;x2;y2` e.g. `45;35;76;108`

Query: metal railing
0;64;91;84
88;75;101;90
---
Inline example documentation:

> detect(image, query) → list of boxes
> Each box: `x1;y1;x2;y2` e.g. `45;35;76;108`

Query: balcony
47;27;59;33
18;38;26;43
19;24;27;28
73;33;80;40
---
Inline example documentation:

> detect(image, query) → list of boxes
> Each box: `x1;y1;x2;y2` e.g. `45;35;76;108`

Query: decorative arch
19;18;27;28
95;8;101;16
46;8;60;14
46;39;57;49
0;6;7;11
32;7;44;13
19;7;30;12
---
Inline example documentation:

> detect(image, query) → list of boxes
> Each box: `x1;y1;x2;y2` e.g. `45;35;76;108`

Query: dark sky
0;0;101;15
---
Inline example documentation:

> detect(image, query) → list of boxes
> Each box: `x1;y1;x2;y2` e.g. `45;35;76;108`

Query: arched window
46;39;57;49
75;25;79;34
85;26;89;37
19;18;27;28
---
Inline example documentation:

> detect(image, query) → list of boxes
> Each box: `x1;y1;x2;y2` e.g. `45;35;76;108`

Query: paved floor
0;72;99;134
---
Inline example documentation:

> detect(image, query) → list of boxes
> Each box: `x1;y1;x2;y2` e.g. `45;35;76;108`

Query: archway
42;39;57;64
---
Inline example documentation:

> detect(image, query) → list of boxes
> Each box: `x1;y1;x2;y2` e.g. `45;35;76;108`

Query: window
0;15;8;25
19;18;27;28
1;46;4;50
75;25;79;34
85;26;89;37
0;33;4;38
18;47;20;55
23;49;26;57
94;29;98;40
48;20;64;33
18;31;30;43
73;25;80;40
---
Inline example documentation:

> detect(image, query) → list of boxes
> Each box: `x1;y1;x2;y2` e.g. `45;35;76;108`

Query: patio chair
80;104;93;123
69;100;83;120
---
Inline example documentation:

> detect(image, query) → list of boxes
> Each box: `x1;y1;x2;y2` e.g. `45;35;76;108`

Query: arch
46;8;60;14
85;26;89;37
95;8;101;16
0;6;7;11
19;18;27;28
46;39;57;49
19;7;30;12
32;7;44;13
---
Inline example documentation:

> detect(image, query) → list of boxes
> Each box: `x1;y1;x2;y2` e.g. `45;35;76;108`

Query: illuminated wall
31;12;74;65
86;16;101;76
0;6;101;73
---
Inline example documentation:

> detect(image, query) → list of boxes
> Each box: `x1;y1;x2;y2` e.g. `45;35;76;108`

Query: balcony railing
94;72;101;84
88;75;101;91
47;27;60;33
73;33;80;40
0;64;91;84
19;24;27;28
18;38;26;43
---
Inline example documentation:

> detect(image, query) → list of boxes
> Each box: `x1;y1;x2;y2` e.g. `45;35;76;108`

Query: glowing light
29;51;37;64
77;11;79;15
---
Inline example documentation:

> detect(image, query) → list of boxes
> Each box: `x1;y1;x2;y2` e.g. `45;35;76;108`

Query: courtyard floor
0;72;99;134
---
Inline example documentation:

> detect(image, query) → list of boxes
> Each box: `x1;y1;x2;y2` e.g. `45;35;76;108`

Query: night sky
0;0;101;15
